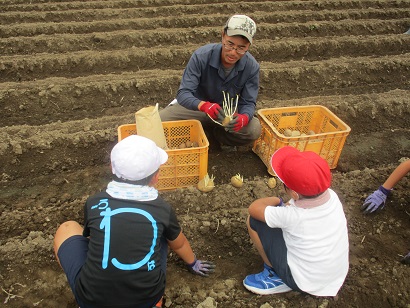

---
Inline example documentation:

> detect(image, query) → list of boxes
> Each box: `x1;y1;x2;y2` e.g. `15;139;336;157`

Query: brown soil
1;0;409;307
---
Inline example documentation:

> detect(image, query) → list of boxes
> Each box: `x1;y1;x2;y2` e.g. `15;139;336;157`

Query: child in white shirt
243;146;349;296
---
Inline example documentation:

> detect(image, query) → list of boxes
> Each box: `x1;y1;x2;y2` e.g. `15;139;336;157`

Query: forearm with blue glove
362;160;410;214
361;185;391;214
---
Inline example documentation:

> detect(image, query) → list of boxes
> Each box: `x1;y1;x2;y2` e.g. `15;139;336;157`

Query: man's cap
111;135;168;181
270;146;331;196
225;15;257;44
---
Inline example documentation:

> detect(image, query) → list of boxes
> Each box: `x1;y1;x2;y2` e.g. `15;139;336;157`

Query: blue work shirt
176;43;260;120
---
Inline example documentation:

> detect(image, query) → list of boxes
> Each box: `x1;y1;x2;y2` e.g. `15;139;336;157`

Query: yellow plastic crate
118;120;209;191
253;105;351;173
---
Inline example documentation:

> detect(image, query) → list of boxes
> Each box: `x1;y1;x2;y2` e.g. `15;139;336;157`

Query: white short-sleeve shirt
264;189;349;296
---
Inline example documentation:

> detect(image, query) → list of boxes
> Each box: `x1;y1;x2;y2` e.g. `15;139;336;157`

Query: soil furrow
1;26;410;57
1;35;410;81
259;19;409;39
1;0;407;13
259;54;410;97
0;47;192;82
1;5;409;24
1;14;409;38
0;71;182;126
1;54;409;127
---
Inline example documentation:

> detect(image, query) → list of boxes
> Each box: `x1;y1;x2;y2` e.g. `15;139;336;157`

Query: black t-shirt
75;191;181;307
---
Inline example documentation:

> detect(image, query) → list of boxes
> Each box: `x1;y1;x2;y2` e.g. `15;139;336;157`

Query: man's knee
159;107;171;121
248;118;262;140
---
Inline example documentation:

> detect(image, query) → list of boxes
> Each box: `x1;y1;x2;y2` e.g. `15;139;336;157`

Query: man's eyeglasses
223;43;248;55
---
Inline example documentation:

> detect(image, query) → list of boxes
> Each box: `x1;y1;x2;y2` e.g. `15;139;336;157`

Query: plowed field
1;0;409;307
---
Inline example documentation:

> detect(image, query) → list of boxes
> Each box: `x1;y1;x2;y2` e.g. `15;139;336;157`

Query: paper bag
135;103;168;149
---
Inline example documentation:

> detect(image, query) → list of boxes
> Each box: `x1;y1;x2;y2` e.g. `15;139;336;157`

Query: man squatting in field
159;14;261;148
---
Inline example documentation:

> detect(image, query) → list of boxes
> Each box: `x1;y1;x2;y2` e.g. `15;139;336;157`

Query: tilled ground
0;0;409;307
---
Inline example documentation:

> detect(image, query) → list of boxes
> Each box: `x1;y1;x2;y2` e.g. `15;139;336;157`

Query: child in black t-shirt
53;135;215;308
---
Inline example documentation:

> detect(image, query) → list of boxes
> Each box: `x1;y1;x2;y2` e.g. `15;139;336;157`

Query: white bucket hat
111;135;168;181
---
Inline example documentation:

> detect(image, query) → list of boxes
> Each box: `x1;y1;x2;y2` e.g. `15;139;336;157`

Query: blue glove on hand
361;186;391;214
187;258;216;277
401;251;410;265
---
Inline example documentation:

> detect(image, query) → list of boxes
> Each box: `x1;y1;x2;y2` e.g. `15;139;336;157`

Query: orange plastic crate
253;105;351;174
118;120;209;191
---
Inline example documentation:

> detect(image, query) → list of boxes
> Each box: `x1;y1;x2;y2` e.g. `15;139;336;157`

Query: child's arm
168;232;195;264
248;196;283;222
362;160;410;214
168;232;215;277
381;160;410;190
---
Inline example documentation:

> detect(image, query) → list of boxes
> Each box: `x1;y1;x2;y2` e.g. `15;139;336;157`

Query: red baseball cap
270;146;331;196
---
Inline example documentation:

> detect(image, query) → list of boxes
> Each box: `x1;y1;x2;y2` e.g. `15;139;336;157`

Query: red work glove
226;113;249;132
199;102;222;120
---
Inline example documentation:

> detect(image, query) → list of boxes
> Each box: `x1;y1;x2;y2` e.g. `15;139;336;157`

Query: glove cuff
378;185;391;196
187;257;197;267
199;102;211;112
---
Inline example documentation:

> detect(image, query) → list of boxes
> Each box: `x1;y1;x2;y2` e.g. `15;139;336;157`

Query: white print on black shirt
92;198;158;271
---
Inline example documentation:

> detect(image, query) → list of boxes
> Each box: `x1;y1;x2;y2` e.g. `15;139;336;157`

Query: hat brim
158;147;168;166
226;29;253;44
270;146;300;184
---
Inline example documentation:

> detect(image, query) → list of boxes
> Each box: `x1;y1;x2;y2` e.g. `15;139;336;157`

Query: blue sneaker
243;264;292;295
